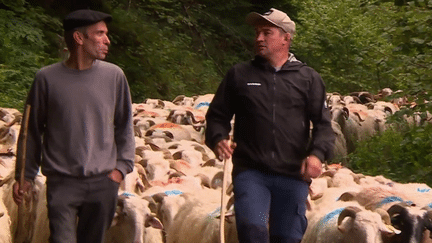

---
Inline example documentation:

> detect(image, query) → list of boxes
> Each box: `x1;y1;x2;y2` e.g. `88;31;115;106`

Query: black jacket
205;55;335;179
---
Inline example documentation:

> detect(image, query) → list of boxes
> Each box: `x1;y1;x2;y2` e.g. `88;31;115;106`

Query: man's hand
108;169;123;184
13;180;32;205
300;155;323;182
214;139;237;161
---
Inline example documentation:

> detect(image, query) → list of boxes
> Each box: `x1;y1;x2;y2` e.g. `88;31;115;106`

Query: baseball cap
63;9;112;31
246;8;295;35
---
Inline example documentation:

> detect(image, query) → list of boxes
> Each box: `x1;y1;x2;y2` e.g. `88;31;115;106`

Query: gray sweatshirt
16;60;135;180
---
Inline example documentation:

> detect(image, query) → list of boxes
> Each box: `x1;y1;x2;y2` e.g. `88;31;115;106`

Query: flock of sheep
0;88;430;243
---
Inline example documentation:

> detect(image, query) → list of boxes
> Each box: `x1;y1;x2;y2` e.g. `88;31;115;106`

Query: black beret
63;9;112;31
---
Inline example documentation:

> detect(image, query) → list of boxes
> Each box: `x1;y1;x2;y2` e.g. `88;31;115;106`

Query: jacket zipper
272;72;276;160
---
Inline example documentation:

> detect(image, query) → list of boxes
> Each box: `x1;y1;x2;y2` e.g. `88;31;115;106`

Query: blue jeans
233;169;309;243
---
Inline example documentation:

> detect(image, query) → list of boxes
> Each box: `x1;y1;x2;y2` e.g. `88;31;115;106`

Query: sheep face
385;204;432;243
337;206;396;243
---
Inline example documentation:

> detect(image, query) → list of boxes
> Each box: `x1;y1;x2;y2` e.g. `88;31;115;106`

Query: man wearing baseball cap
13;9;135;242
206;8;334;242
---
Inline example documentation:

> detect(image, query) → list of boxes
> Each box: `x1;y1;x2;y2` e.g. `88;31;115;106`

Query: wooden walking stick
18;104;31;194
219;154;231;243
15;104;31;242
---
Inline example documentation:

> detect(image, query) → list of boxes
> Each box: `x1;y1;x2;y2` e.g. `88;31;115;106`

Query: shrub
348;122;432;185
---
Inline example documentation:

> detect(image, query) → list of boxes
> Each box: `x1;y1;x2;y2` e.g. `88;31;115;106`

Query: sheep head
386;203;432;243
337;206;399;242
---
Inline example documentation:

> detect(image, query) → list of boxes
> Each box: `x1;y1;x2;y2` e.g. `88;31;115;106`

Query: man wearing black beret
13;9;135;243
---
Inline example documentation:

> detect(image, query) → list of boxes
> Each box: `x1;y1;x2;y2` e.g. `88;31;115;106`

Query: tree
0;1;61;109
291;0;397;94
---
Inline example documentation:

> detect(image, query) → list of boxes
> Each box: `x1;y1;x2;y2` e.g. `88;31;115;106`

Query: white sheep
302;202;398;243
165;193;237;243
0;188;12;243
330;120;348;161
144;98;165;109
172;95;196;107
193;94;214;113
1;172;48;243
309;176;331;200
120;163;149;195
105;192;163;243
145;158;174;182
145;123;192;142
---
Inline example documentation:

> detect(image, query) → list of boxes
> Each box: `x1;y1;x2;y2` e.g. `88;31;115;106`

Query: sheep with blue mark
193;94;214;112
388;182;432;209
338;184;432;243
385;183;432;243
301;201;398;243
152;190;191;238
337;185;414;211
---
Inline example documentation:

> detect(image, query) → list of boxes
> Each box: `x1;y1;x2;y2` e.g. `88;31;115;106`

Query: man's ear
73;31;84;46
285;33;290;41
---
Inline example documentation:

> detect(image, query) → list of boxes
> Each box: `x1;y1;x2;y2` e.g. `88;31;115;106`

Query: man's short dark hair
64;26;88;52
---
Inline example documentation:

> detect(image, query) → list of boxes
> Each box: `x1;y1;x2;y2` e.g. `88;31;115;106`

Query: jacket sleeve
15;73;46;181
205;68;236;151
114;74;135;178
307;70;335;162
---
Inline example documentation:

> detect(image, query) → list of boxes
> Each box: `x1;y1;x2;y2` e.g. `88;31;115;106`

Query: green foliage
0;2;61;110
105;1;224;102
348;123;432;184
291;0;398;93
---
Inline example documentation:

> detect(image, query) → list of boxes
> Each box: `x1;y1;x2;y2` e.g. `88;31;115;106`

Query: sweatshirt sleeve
205;68;236;151
15;73;47;181
114;74;135;178
307;70;335;162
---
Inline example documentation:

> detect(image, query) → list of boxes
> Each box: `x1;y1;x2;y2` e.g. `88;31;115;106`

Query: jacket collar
252;53;304;72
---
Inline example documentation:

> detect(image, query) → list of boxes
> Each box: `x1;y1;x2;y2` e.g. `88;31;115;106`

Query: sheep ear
148;142;161;151
172;95;185;104
145;214;164;229
158;99;164;108
110;213;120;227
163;131;174;139
166;110;175;121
